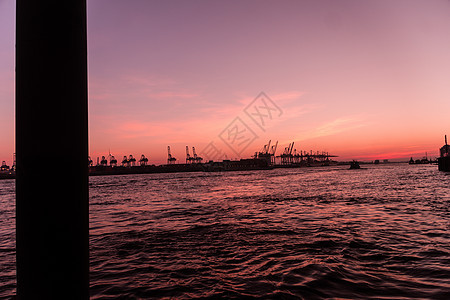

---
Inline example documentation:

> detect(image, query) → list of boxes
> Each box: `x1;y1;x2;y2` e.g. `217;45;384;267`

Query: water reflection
0;164;449;298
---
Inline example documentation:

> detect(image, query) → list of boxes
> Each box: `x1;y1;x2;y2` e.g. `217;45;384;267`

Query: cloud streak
294;116;369;142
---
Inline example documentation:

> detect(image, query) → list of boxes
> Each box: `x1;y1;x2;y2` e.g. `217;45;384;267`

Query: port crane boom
167;146;176;164
186;146;191;164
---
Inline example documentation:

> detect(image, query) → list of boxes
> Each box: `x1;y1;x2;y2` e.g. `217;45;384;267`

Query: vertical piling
16;1;89;298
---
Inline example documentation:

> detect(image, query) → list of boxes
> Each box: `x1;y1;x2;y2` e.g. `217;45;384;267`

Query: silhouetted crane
139;154;148;166
110;156;117;167
270;141;278;164
192;147;202;163
129;155;136;166
279;142;294;164
186;146;192;164
270;141;278;155
100;156;107;166
121;156;129;167
167;146;176;164
253;140;277;165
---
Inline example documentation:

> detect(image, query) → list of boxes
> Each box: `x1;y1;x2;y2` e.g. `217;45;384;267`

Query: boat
438;135;450;172
349;160;361;169
0;161;14;179
409;153;432;164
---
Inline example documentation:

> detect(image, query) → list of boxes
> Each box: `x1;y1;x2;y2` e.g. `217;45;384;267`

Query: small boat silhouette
349;160;361;169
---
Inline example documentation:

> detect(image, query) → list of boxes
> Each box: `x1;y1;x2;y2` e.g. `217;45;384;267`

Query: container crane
100;156;107;166
121;156;129;167
186;146;192;164
254;140;277;165
270;141;278;164
129;155;136;166
192;147;202;163
167;146;176;164
110;156;117;167
262;140;271;154
279;142;294;164
139;154;148;166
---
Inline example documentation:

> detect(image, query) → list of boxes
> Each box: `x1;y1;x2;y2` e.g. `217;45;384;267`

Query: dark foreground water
1;164;449;299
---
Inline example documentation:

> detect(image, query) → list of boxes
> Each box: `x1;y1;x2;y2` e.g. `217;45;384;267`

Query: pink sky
1;0;450;165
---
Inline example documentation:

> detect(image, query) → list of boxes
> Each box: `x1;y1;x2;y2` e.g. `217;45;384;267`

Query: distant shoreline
0;160;416;181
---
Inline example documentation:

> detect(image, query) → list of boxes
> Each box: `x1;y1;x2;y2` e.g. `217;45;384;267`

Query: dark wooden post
16;1;89;298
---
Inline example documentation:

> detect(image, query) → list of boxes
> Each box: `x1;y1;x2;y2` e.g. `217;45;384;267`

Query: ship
438;135;450;172
0;161;15;180
409;153;433;164
349;160;361;169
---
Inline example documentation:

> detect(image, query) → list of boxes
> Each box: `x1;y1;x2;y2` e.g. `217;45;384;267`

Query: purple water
1;164;449;298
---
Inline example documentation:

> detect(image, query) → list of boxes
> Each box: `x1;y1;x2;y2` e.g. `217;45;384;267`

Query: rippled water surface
1;164;450;299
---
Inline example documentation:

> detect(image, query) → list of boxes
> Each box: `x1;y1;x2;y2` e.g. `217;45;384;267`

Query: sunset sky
1;0;450;165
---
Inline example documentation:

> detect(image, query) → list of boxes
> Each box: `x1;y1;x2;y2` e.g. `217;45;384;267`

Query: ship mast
446;135;448;155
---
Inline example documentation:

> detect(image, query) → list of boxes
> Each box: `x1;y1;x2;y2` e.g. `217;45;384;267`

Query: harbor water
0;164;449;298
